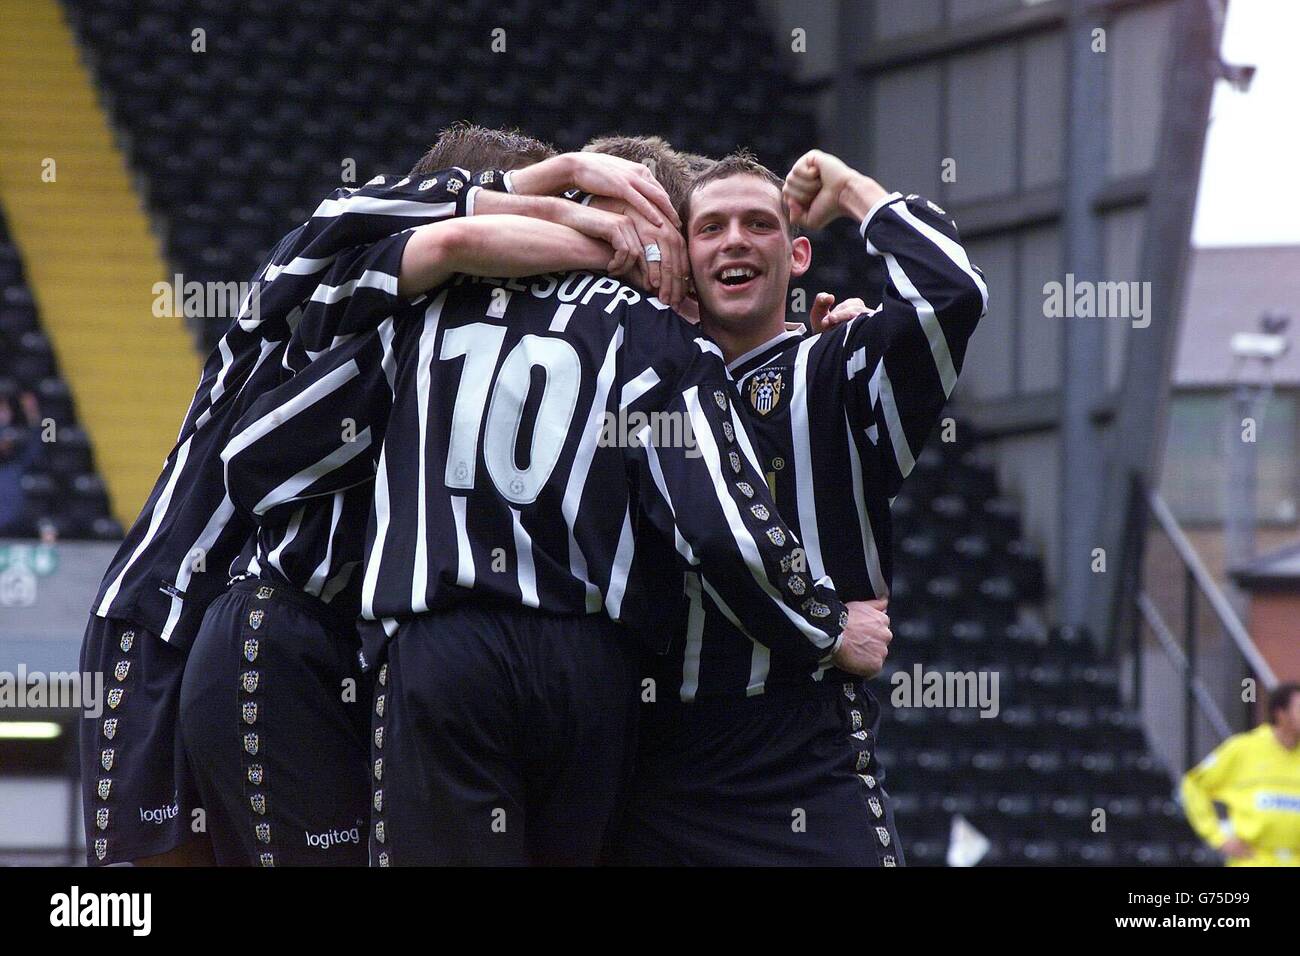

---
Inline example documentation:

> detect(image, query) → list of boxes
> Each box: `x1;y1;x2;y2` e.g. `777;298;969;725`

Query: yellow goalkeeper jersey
1181;723;1300;866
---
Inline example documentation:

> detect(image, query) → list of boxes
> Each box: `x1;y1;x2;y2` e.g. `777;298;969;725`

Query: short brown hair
410;122;557;176
679;151;716;175
583;134;691;214
683;149;794;236
1269;682;1300;723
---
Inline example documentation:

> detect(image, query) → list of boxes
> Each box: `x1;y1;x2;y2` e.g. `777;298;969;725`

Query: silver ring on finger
644;243;663;263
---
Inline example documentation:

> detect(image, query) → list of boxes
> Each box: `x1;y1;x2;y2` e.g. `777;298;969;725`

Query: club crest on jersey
373;789;383;813
244;733;260;756
374;727;384;749
722;421;735;443
107;689;123;709
375;694;386;718
750;503;770;521
747;368;786;416
242;702;258;725
850;709;863;730
802;597;829;618
119;630;135;653
378;664;388;686
856;751;871;772
378;852;390;867
476;169;496;186
373;758;383;781
250;793;266;815
419;177;439;191
97;779;112;800
248;764;264;786
766;527;787;547
248;609;264;631
256;585;275;600
244;638;259;662
869;796;884;818
102;718;118;740
875;826;891;847
96;808;109;830
260;852;275;867
787;574;807;595
242;670;260;694
843;681;856;701
445;176;464;194
256;822;271;844
713;390;728;412
728;451;743;474
114;661;130;682
375;821;386;844
100;749;115;771
860;773;877;789
736;481;754;498
95;838;108;860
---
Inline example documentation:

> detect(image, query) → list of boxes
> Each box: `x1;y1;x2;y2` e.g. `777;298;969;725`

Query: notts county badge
119;630;135;653
256;823;271;844
107;689;123;710
242;670;260;694
244;639;259;663
114;661;130;682
242;702;258;725
747;368;785;416
713;389;728;412
248;609;264;630
244;733;260;756
248;765;264;786
102;718;118;740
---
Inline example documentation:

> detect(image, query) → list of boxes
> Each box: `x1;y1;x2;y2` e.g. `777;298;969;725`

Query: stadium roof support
1090;0;1228;642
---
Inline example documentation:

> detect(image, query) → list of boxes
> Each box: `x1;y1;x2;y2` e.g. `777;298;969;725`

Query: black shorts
609;677;906;866
78;615;201;865
179;579;371;866
369;605;639;866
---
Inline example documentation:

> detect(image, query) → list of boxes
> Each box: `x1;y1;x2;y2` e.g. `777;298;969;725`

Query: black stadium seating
63;0;820;350
0;207;121;540
57;0;1208;864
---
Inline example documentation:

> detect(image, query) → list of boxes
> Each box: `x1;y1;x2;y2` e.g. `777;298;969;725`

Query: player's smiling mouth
715;264;761;293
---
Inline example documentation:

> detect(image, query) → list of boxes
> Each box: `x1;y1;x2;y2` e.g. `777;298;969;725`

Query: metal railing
1115;476;1278;776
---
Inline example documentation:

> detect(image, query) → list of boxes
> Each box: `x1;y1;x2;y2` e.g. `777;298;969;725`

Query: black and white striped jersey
658;192;988;701
90;167;493;647
223;264;851;667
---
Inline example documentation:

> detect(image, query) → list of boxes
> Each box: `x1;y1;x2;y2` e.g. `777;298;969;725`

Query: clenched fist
831;598;891;678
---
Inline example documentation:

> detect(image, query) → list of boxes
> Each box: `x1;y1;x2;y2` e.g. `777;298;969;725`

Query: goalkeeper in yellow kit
1181;682;1300;866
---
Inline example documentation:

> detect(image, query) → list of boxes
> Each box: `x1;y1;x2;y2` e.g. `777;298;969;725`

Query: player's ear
790;235;812;278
